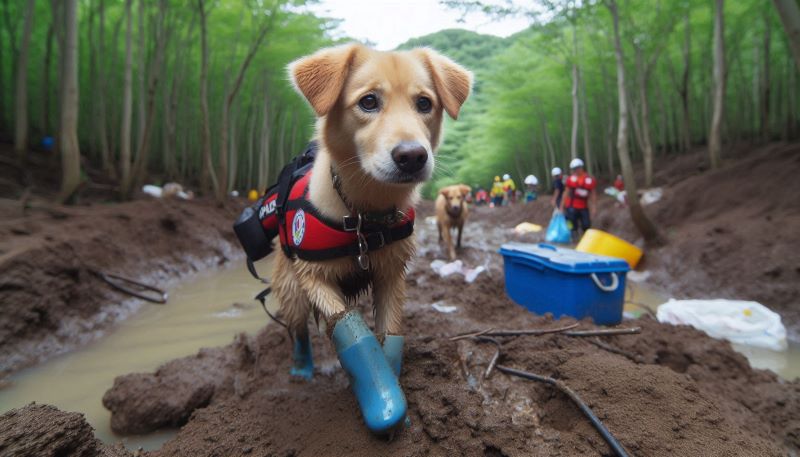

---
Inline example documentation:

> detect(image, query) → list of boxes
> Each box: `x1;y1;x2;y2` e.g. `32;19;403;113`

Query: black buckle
343;215;359;232
365;231;386;249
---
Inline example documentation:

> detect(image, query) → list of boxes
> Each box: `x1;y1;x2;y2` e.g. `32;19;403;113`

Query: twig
449;327;495;341
496;365;630;457
588;337;643;363
476;336;501;379
563;327;641;337
485;322;579;337
89;269;168;304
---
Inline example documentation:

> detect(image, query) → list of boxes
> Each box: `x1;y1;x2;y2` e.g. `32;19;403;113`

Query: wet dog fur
272;44;472;349
435;184;471;260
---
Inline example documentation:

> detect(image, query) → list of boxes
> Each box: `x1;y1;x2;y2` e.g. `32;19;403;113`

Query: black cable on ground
496;364;631;457
90;270;168;304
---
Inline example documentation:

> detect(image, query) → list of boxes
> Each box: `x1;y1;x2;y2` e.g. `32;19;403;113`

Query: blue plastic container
499;242;630;325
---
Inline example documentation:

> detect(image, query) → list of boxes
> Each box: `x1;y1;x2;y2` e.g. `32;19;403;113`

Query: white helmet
502;174;511;180
569;158;585;169
551;167;562;176
524;174;538;185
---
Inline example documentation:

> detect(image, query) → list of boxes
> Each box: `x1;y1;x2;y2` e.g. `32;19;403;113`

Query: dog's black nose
391;142;428;174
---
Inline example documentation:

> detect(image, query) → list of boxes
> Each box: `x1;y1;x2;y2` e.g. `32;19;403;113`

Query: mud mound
95;209;797;456
0;197;243;375
0;403;128;457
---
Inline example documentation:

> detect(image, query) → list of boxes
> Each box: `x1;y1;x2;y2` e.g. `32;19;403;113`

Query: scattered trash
142;183;193;200
514;222;543;234
627;270;651;282
641;188;663;205
425;216;437;226
604;187;626;204
431;302;458;313
430;259;486;283
657;299;787;351
545;209;571;244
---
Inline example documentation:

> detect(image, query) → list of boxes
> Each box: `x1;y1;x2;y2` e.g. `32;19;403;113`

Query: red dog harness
234;142;415;270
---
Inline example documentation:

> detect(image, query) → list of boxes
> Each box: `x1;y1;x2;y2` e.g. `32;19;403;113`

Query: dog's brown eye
358;94;379;112
416;96;432;113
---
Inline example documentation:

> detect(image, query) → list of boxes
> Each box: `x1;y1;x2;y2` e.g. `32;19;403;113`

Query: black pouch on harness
232;142;318;266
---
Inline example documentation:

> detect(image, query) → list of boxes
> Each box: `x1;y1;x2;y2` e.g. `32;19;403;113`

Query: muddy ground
1;142;799;456
0;145;245;375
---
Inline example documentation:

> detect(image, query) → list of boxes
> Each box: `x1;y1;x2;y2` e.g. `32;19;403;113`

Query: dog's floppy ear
288;44;360;116
439;188;450;197
418;48;473;120
459;185;471;196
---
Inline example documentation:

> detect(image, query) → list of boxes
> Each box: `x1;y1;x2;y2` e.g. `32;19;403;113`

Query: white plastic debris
432;302;458;313
641;188;663;205
514;222;543;234
142;184;163;198
656;299;787;351
627;270;651;283
430;259;486;283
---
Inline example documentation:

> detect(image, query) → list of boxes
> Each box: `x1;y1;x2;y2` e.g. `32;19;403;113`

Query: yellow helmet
494;176;500;182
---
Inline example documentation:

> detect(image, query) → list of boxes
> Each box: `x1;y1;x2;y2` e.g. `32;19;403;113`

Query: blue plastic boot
382;335;404;376
290;332;314;380
332;311;407;434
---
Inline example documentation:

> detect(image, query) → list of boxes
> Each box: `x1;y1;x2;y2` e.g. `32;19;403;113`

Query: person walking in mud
551;167;565;209
560;158;596;241
490;176;504;207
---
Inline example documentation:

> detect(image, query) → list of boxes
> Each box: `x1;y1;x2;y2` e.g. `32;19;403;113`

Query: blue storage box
499;242;630;325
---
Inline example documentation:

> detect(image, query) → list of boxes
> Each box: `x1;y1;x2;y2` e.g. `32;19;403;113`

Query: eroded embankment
0;197;243;376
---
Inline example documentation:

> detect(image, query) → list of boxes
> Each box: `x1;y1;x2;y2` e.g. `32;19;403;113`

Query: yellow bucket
576;229;643;268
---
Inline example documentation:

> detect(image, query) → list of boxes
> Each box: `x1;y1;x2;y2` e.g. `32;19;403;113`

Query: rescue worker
474;186;489;205
614;174;624;192
502;173;516;205
560;158;596;240
490;176;504;207
551;167;565;209
523;174;538;203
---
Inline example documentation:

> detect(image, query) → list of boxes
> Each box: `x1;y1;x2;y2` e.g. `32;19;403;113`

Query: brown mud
1;142;799;456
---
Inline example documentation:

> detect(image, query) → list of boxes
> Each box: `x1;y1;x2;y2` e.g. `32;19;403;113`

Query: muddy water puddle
0;258;273;450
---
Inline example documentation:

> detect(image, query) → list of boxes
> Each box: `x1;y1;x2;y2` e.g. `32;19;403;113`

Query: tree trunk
258;92;271;191
570;62;579;160
136;0;146;155
58;0;81;203
709;0;725;170
198;0;218;195
773;0;800;72
13;0;35;157
635;48;655;187
95;0;111;175
579;67;592;174
131;0;168;187
760;11;771;142
218;16;272;199
680;10;691;152
607;0;661;245
119;0;134;197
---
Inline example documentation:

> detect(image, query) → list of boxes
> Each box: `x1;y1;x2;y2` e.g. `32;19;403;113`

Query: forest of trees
2;0;800;234
0;0;335;201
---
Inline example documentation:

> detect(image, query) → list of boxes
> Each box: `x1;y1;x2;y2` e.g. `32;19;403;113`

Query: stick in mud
588;337;643;363
563;327;641;337
496;364;631;457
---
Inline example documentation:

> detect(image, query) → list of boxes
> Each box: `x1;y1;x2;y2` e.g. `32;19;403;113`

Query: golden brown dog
272;44;472;344
435;185;470;260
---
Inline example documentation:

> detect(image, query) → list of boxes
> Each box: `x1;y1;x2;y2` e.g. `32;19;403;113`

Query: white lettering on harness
259;199;276;219
575;188;589;198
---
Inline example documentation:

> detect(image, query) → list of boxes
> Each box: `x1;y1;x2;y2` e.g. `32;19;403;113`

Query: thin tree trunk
760;11;771;141
135;0;146;155
246;103;257;189
218;16;273;198
40;12;54;135
58;0;81;202
773;0;800;72
119;0;134;197
635;48;655;187
14;0;35;157
570;62;579;160
198;0;218;194
131;0;168;187
680;10;691;151
579;67;592;174
709;0;726;169
228;102;238;192
95;0;111;175
607;0;661;244
258;90;271;191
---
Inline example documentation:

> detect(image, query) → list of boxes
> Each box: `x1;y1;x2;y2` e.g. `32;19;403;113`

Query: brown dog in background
274;44;472;345
436;184;470;260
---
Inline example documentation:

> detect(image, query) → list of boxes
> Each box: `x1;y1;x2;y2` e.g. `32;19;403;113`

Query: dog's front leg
302;268;408;434
372;251;409;377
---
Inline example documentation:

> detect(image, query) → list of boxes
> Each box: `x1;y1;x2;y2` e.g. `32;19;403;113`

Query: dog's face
441;185;470;215
289;44;472;186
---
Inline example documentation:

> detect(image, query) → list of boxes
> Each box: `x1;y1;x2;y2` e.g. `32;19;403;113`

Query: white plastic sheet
656;299;787;351
430;259;486;283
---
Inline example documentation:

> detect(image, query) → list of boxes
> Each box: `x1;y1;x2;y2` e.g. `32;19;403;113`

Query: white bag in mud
656;299;787;351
